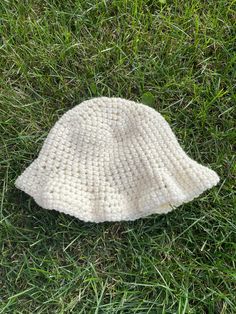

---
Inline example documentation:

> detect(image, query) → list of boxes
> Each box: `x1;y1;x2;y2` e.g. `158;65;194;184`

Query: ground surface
0;0;235;313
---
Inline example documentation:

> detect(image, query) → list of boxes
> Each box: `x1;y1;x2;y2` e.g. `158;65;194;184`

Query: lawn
0;0;235;313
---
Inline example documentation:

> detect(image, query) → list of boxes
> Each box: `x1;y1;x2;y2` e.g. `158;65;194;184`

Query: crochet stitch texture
15;97;219;222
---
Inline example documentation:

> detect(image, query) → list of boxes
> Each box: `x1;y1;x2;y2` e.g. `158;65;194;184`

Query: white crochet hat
15;97;219;222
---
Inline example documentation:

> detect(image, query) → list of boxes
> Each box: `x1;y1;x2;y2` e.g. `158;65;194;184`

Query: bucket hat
15;97;219;222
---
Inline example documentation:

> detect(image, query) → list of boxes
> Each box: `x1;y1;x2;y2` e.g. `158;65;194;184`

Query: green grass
0;0;235;313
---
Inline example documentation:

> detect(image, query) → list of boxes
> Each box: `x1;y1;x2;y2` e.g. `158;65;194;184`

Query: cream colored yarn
15;97;219;222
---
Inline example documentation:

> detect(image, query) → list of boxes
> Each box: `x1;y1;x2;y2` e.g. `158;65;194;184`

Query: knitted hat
15;97;219;222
